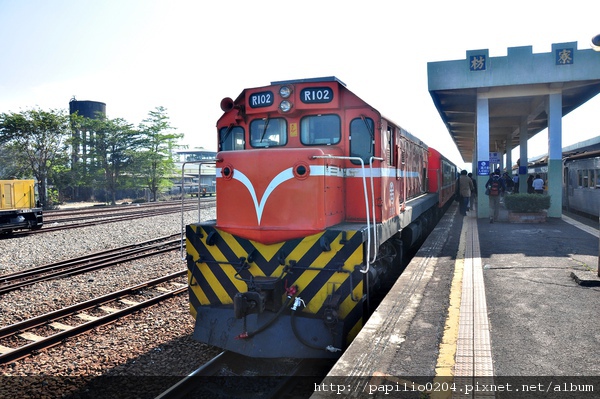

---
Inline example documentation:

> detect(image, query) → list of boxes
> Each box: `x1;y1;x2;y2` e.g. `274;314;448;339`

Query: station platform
312;203;600;399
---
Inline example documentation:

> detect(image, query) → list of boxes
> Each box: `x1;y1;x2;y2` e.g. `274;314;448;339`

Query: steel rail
0;237;181;295
0;271;187;364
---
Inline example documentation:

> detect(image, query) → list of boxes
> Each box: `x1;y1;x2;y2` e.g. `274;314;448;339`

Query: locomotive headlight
279;100;292;113
279;86;292;98
592;34;600;51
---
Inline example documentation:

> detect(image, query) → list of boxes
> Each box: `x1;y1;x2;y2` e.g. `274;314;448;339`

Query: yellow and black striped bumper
185;223;367;358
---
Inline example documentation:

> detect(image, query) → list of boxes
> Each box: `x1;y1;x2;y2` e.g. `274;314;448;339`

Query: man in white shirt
532;174;544;194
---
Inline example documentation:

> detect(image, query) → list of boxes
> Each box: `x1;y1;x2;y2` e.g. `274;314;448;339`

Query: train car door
1;182;13;208
345;109;378;222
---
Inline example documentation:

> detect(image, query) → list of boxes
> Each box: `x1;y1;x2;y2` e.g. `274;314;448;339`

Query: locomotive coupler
233;276;285;318
322;292;341;328
234;291;265;318
323;307;339;328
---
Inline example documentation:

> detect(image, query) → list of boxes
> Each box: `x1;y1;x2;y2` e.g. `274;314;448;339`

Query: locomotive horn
591;34;600;51
220;97;235;112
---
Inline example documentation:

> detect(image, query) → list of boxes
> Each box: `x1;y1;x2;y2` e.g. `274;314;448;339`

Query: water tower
68;98;106;200
68;97;106;163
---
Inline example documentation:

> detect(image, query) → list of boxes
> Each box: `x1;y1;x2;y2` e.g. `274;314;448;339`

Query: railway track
43;198;212;220
7;198;215;236
0;271;187;364
0;234;182;295
155;351;333;399
44;199;193;215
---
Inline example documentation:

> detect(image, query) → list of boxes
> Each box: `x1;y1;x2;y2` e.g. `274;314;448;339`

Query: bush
504;193;551;213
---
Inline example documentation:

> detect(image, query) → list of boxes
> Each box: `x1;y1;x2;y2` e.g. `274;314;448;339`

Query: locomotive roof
270;76;346;86
224;77;429;150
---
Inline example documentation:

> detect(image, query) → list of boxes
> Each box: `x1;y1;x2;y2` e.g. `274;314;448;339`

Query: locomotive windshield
219;125;245;151
250;117;287;147
300;114;341;146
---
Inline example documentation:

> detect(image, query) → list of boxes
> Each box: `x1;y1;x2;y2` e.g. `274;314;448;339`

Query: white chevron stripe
216;165;420;224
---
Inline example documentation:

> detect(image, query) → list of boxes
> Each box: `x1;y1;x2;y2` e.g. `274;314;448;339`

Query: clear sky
1;0;598;171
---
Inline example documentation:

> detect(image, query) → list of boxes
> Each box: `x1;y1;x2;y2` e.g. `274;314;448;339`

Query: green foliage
81;116;141;205
46;187;61;208
0;142;30;178
504;193;551;213
0;108;71;208
136;106;184;201
1;105;184;205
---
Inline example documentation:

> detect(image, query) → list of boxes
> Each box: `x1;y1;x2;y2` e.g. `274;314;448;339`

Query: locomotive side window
249;117;287;148
219;125;245;151
349;117;374;165
299;114;341;145
385;125;395;166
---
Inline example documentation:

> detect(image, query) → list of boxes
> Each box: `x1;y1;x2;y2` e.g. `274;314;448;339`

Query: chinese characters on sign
470;55;486;71
489;152;500;163
556;48;573;65
477;161;490;176
469;49;575;70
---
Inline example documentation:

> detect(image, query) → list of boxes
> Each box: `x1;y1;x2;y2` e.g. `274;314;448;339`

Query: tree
137;107;183;201
81;116;141;205
0;142;30;178
0;108;70;208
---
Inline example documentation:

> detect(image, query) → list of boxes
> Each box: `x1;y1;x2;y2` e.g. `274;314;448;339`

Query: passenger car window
300;114;341;145
249;118;287;147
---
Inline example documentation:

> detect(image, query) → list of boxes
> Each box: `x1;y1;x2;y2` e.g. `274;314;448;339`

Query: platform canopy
427;42;600;163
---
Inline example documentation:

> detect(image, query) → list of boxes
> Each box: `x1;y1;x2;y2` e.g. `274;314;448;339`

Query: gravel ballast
0;206;222;398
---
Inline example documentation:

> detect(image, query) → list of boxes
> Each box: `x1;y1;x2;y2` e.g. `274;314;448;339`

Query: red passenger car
428;147;458;209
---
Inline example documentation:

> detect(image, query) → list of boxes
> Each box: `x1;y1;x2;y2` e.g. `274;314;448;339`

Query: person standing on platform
527;174;535;194
532;174;545;194
502;172;514;194
458;170;474;216
468;172;477;211
485;169;505;223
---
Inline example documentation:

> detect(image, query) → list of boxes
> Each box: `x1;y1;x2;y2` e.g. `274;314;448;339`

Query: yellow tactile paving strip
434;214;496;399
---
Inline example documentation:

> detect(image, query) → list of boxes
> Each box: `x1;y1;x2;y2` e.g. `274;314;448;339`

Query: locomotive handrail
369;156;385;264
180;160;217;260
311;155;383;273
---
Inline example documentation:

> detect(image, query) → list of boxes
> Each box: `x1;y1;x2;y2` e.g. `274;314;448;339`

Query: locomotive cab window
219;125;245;151
300;114;341;145
250;117;287;148
350;117;374;165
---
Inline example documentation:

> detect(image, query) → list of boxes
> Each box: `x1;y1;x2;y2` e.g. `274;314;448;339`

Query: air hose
235;295;294;340
235;283;298;340
290;297;341;353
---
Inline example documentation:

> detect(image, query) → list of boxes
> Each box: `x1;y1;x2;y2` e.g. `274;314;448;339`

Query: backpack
489;178;500;196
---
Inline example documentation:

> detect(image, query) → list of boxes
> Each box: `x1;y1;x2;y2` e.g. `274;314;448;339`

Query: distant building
171;149;217;195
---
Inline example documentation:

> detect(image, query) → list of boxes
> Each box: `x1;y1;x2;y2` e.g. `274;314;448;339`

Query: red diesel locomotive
185;77;457;358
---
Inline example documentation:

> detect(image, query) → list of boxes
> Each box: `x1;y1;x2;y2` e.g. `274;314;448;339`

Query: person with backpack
485;169;506;223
